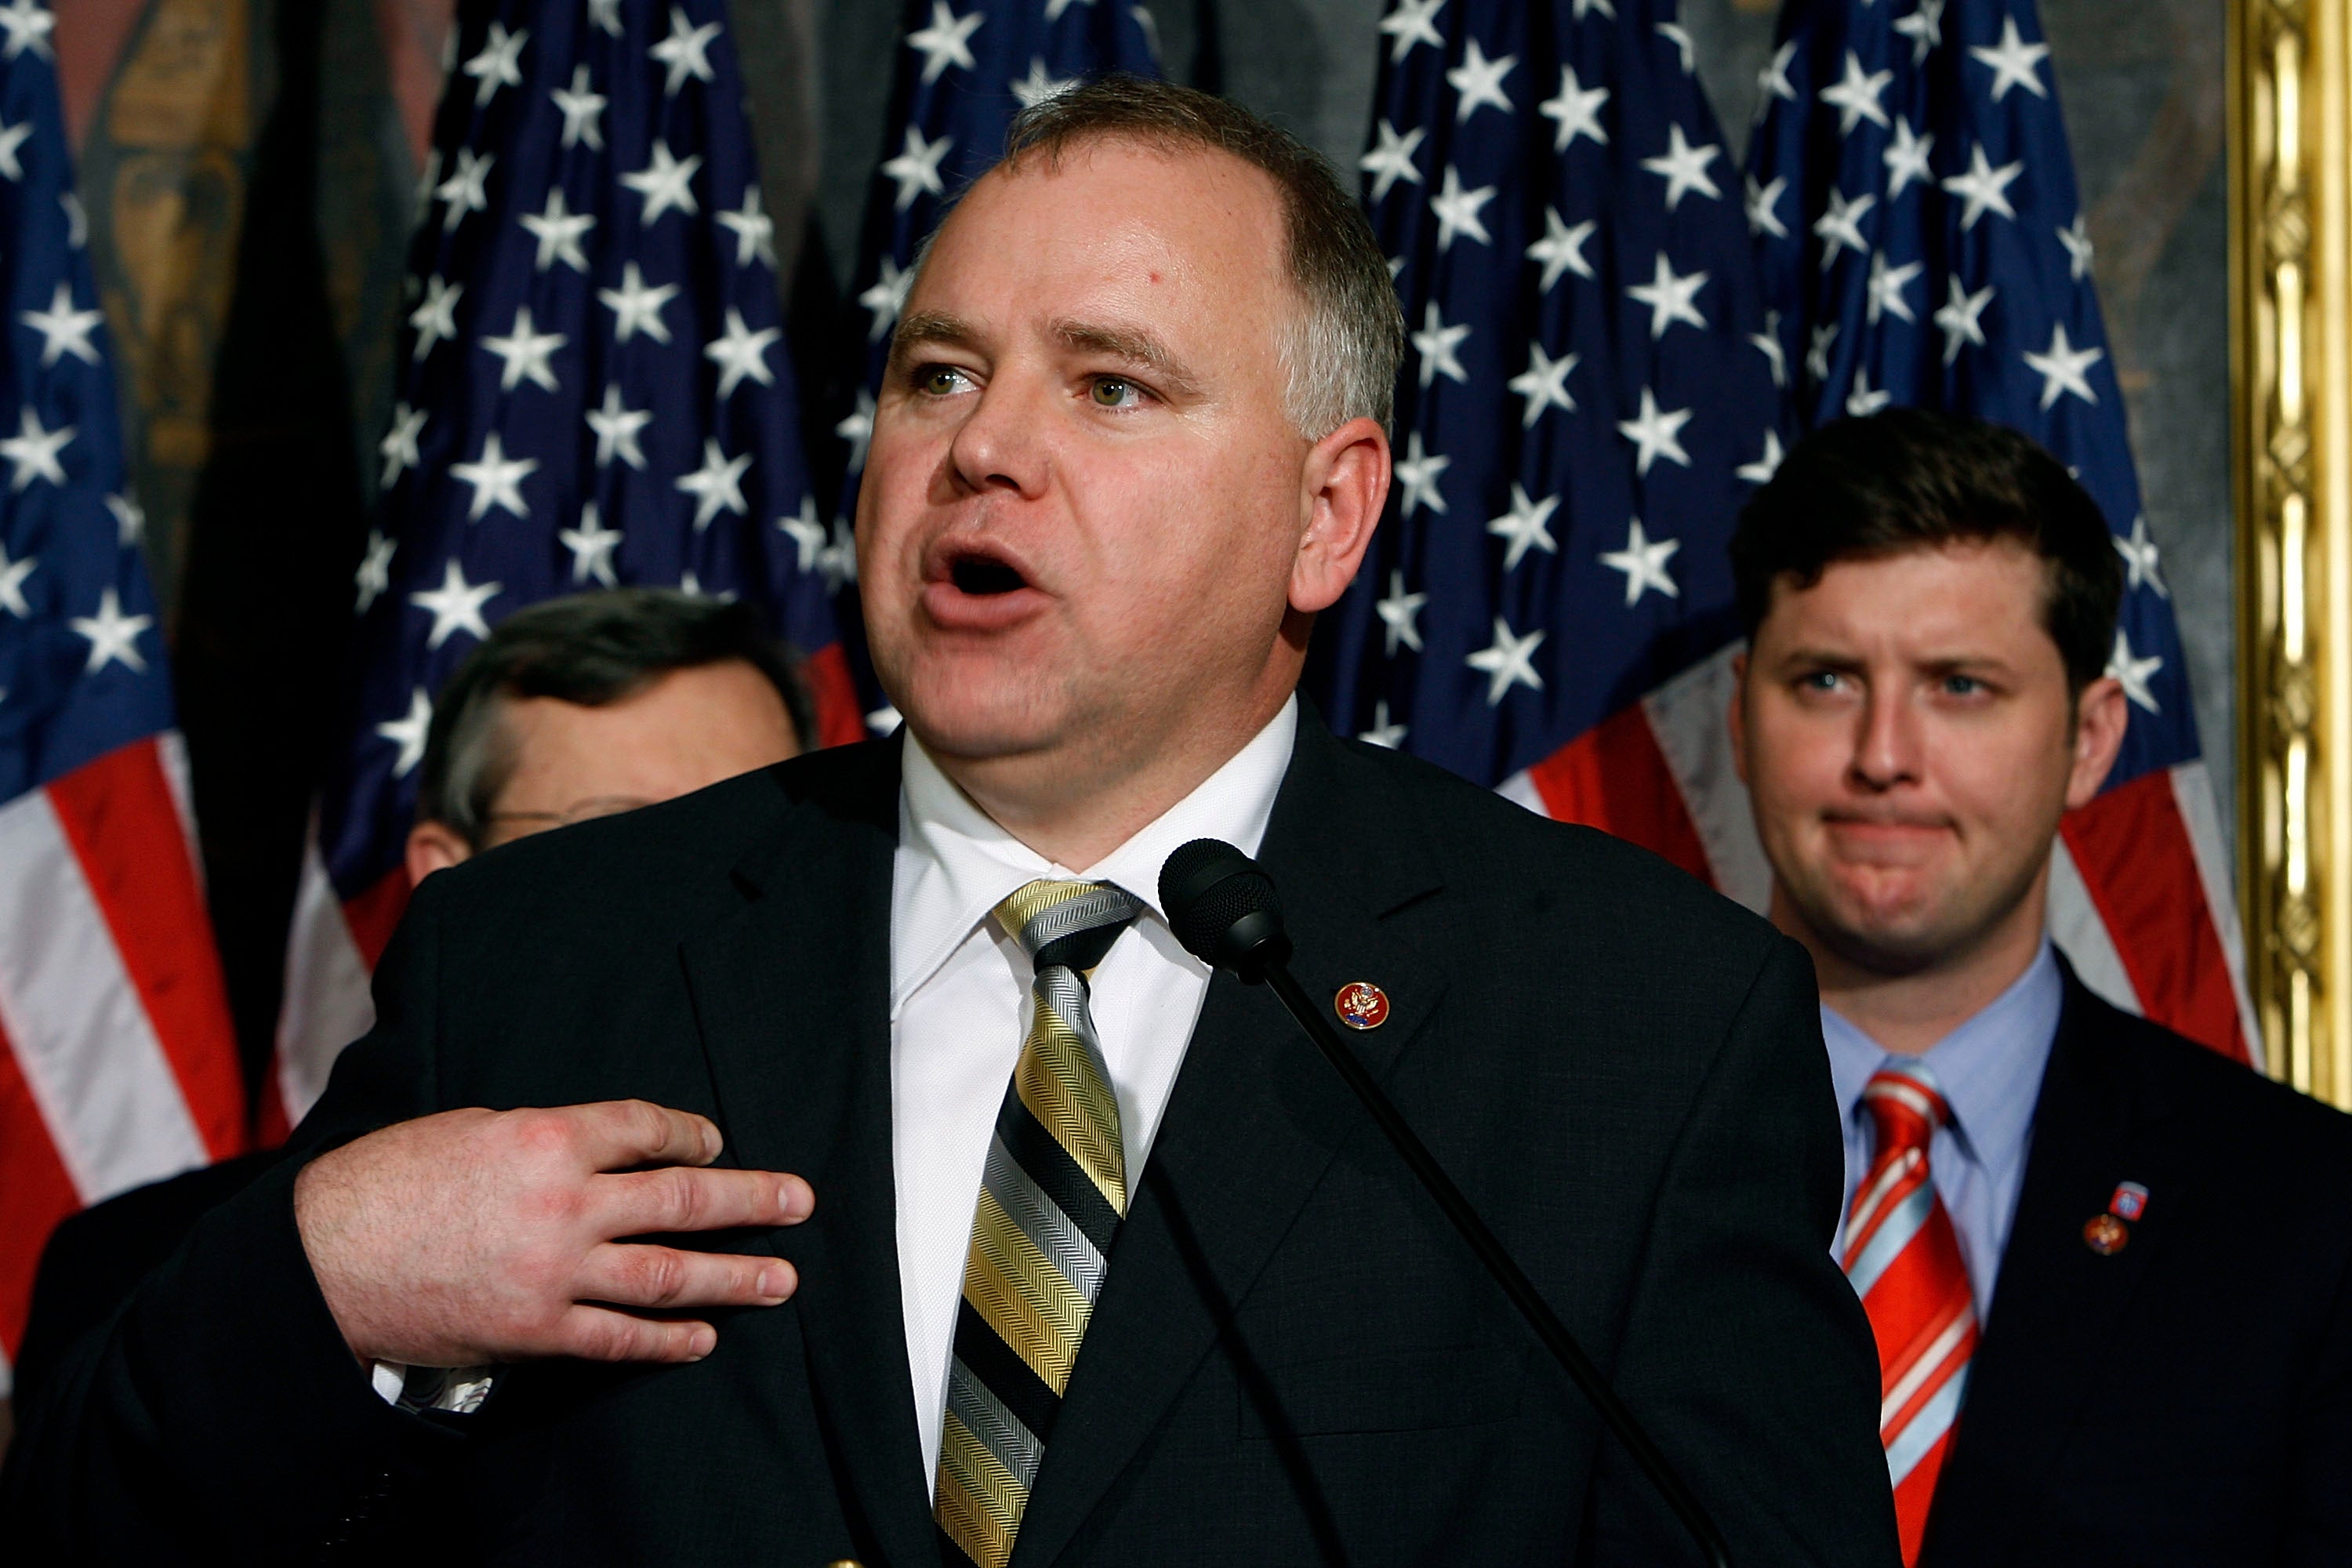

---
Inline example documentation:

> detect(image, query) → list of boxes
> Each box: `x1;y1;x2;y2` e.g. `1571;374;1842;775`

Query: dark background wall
56;0;2234;1080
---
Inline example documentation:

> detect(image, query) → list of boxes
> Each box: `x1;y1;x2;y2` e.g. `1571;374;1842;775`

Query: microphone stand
1256;958;1734;1568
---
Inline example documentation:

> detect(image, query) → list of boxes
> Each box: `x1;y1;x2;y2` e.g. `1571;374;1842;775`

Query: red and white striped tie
1844;1062;1978;1566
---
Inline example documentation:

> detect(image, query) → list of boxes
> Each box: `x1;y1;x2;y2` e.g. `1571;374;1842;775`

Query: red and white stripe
267;834;406;1143
0;733;245;1396
1500;644;2258;1065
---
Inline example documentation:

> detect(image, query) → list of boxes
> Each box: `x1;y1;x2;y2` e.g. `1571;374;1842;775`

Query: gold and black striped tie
935;879;1142;1568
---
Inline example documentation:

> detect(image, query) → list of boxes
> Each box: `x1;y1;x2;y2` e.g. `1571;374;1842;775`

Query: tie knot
994;879;1142;971
1862;1063;1951;1152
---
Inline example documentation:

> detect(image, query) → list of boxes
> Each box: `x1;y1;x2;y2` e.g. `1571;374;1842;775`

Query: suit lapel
678;741;942;1568
1922;969;2189;1567
1010;719;1449;1568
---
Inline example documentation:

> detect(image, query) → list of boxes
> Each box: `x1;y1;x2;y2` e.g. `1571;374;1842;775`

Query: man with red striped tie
1729;408;2352;1568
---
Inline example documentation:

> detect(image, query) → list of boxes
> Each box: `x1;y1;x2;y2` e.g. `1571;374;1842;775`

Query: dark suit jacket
9;1152;274;1415
3;717;1896;1566
1923;967;2352;1568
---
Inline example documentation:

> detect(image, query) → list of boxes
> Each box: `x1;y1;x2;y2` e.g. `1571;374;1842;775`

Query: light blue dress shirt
1822;941;2063;1321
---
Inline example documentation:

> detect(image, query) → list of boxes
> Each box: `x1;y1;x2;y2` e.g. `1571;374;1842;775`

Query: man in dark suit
1728;409;2352;1567
3;589;813;1429
5;80;1894;1565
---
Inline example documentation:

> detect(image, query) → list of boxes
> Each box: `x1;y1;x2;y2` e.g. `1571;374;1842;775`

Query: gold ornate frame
2234;0;2352;1109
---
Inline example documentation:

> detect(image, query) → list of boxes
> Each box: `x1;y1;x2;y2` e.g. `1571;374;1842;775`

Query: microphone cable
1160;837;1733;1568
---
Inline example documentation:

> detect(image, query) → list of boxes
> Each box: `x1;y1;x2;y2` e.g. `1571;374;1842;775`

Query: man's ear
1727;650;1751;786
2064;673;2129;811
1290;415;1389;615
405;820;474;885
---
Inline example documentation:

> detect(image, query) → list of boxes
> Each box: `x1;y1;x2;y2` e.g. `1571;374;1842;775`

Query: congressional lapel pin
2098;1189;2154;1260
2082;1182;2146;1256
1334;981;1390;1030
2082;1213;2129;1255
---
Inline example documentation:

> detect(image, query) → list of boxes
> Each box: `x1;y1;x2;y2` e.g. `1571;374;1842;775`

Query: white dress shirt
891;698;1296;1490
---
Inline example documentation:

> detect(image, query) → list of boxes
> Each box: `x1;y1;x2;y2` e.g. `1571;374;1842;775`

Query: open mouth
921;540;1044;631
949;553;1028;596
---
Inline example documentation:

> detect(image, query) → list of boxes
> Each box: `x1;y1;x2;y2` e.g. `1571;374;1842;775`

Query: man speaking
5;81;1893;1566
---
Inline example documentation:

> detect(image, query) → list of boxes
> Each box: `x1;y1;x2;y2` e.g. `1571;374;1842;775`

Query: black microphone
1160;838;1733;1568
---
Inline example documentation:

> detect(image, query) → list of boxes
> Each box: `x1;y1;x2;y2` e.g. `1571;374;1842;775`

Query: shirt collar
890;697;1299;1015
1821;939;2063;1164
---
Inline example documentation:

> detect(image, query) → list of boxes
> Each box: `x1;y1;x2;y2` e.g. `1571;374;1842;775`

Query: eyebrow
888;310;983;368
1772;645;2017;675
1048;318;1203;399
1769;646;1864;670
888;310;1207;401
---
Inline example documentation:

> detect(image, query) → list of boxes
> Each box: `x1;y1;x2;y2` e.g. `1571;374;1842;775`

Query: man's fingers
595;1164;813;1236
574;1241;797;1312
562;1099;724;1171
556;1304;721;1364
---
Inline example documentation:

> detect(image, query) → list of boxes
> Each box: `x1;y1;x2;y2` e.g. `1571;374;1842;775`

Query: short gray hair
938;75;1405;440
415;589;815;847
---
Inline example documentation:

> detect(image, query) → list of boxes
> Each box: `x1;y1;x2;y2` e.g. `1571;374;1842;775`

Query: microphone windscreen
1159;838;1282;966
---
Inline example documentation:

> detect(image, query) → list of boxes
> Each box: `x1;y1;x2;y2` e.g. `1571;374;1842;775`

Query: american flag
832;0;1160;731
0;0;245;1396
1308;0;1791;880
1747;0;2254;1058
270;0;856;1134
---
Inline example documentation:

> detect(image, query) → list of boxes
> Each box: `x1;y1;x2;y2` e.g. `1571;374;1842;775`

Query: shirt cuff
368;1361;495;1414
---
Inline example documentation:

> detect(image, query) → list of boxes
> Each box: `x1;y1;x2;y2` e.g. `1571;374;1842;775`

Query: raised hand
292;1099;814;1367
